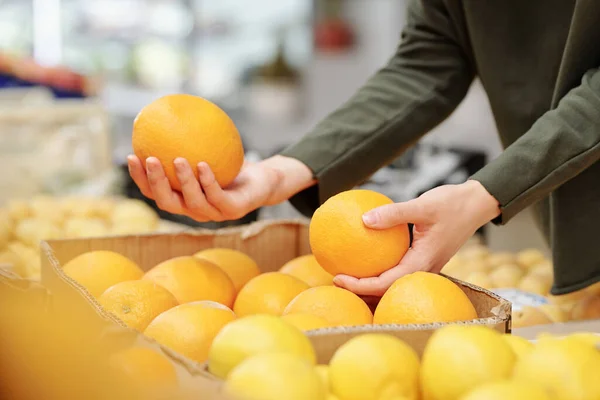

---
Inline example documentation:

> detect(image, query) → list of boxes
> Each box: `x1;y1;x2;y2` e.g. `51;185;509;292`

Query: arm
337;68;600;297
280;0;475;216
471;68;600;224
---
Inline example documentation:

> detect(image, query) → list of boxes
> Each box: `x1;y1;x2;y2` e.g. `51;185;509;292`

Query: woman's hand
127;155;315;222
334;180;501;297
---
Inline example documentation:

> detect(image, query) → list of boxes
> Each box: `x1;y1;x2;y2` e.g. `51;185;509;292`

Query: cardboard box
41;219;511;380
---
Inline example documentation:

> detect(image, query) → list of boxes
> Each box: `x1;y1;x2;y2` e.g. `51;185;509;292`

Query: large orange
61;251;144;298
283;286;373;327
132;94;244;191
98;280;179;331
143;256;235;307
144;302;236;363
279;254;334;287
194;248;261;293
373;272;478;325
309;190;410;278
233;272;310;317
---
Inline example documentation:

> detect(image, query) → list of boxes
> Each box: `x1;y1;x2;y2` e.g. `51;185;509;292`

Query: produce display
442;241;600;328
60;246;481;368
0;196;163;280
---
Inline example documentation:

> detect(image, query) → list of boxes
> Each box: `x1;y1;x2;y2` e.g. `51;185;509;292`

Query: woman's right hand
127;154;314;222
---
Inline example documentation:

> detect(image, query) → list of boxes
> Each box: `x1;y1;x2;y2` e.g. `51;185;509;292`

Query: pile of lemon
207;316;600;400
0;196;161;279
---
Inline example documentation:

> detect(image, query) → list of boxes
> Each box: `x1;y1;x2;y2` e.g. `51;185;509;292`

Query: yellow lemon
315;364;330;392
207;314;316;379
224;352;326;400
459;380;550;400
329;333;420;400
501;334;534;359
513;337;600;400
420;325;516;400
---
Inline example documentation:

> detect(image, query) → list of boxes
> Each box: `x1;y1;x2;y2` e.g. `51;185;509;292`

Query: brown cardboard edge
40;241;126;328
43;218;311;244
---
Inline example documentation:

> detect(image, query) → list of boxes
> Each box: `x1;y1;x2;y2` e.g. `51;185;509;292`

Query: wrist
261;155;316;205
463;179;501;226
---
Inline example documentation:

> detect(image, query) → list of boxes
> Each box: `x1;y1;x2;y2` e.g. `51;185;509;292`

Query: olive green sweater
281;0;600;295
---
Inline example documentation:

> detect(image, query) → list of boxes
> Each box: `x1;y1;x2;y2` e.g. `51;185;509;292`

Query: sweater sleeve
471;68;600;224
280;0;474;216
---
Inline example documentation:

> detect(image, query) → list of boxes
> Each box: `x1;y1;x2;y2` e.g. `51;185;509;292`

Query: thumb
362;198;432;229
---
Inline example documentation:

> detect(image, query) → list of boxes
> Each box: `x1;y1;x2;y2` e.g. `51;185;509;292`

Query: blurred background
0;0;548;253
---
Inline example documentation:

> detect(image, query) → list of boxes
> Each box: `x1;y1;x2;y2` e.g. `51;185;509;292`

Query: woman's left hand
333;180;501;297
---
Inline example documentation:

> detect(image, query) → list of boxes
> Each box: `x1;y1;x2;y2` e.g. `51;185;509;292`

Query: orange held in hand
132;94;245;192
309;189;410;278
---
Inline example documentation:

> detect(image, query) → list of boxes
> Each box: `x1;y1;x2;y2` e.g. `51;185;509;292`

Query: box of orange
40;218;510;363
1;263;229;399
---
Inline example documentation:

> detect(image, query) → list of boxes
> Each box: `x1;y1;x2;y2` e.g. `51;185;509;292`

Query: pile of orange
62;238;478;366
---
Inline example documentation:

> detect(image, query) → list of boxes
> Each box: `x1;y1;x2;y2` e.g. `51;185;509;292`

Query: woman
129;0;600;298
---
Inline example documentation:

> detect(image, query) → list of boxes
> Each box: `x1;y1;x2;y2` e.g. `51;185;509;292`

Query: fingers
333;274;390;297
333;247;432;297
127;155;153;198
362;198;433;230
145;157;186;214
174;158;222;221
197;162;238;218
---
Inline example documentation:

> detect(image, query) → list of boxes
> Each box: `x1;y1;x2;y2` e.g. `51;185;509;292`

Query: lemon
564;332;600;347
281;313;331;331
315;364;330;392
224;353;326;400
207;314;316;379
459;380;550;400
513;336;600;400
420;325;516;400
502;334;533;359
329;333;420;400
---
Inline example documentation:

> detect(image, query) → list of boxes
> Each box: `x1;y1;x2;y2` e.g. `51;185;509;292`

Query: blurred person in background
129;1;600;298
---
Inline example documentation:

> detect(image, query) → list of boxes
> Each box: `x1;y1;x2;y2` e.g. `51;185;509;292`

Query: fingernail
332;276;342;286
174;158;185;172
127;155;136;163
362;212;377;226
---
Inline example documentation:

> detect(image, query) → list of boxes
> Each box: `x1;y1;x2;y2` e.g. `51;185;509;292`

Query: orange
194;248;261;293
98;280;179;331
309;190;410;278
280;254;334;287
109;347;178;389
283;286;373;327
374;271;478;325
132;94;244;192
62;251;144;298
233;272;310;317
144;302;236;363
281;313;332;331
143;256;235;307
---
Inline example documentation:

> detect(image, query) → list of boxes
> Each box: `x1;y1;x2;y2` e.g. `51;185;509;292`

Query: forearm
260;155;316;206
471;68;600;224
281;0;475;215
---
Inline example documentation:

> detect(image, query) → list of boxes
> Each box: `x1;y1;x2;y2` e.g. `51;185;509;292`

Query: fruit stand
1;39;599;400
